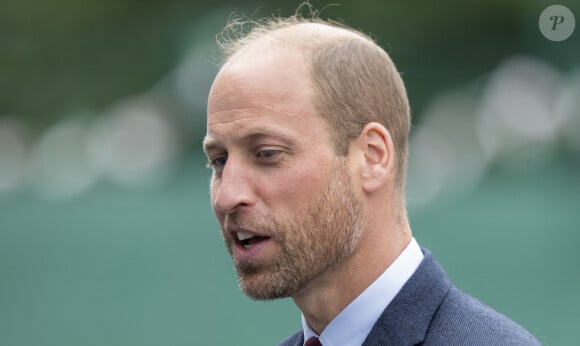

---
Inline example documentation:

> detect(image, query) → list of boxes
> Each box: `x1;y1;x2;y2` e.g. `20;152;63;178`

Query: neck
292;215;412;334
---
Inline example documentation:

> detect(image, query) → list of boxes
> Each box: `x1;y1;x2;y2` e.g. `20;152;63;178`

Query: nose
211;157;256;214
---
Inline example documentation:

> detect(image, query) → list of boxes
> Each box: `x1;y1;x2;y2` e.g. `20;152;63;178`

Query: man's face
204;46;365;299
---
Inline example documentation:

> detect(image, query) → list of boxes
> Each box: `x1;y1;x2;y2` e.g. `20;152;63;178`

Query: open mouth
235;231;270;250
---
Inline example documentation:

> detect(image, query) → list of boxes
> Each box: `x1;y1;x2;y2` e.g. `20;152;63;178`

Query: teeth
237;232;254;241
243;244;251;249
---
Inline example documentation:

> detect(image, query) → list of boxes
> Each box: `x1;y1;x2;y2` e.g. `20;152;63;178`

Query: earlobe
359;122;394;193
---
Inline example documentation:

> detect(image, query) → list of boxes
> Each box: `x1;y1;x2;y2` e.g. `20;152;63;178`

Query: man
202;12;540;346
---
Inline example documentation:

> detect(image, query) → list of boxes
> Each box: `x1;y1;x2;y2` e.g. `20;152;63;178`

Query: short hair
216;9;411;193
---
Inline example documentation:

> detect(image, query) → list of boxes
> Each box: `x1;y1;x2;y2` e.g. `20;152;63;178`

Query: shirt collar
302;237;424;346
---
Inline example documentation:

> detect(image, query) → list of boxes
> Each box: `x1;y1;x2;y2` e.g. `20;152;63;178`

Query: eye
257;149;278;159
207;155;227;170
255;148;285;167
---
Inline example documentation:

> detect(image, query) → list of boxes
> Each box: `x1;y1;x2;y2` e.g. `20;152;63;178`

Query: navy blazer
278;249;540;345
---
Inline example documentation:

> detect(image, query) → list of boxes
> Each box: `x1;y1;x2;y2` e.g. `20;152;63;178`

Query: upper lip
226;226;270;239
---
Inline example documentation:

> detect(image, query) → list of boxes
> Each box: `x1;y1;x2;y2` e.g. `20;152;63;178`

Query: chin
238;273;296;300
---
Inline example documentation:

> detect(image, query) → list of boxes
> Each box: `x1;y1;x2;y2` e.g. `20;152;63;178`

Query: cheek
259;164;326;212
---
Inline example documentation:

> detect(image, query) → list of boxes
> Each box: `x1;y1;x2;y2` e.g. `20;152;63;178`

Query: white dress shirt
301;237;424;346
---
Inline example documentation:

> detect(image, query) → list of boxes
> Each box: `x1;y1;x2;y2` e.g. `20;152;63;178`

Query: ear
353;122;395;193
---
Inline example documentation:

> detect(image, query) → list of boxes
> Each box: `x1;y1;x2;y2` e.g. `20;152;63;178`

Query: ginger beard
220;161;365;300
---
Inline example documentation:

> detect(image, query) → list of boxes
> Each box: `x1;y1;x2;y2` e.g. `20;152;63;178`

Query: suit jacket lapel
278;330;304;346
362;249;452;346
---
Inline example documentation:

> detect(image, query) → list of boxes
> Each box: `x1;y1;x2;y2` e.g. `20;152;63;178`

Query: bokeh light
0;118;29;194
27;116;98;200
86;94;182;188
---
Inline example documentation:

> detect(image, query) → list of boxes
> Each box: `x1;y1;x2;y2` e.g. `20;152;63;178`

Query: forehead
205;44;328;146
208;44;312;123
207;71;307;126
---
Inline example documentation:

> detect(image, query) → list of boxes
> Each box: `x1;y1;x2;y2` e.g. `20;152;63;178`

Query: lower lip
232;238;273;262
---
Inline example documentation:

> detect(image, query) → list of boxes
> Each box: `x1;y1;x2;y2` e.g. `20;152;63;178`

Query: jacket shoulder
363;249;541;345
425;286;541;345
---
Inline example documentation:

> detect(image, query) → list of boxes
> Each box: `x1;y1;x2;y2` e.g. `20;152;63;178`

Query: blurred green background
1;1;579;345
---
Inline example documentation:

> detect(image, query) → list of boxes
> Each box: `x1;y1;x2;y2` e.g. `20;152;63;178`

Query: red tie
304;337;322;346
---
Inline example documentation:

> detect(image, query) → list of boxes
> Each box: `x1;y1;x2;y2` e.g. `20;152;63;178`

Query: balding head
216;16;411;196
205;10;414;312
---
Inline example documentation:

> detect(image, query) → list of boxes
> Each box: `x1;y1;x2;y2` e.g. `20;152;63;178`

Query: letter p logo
550;15;565;30
539;5;576;41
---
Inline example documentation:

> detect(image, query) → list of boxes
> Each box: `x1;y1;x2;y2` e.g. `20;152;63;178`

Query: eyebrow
203;128;296;155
